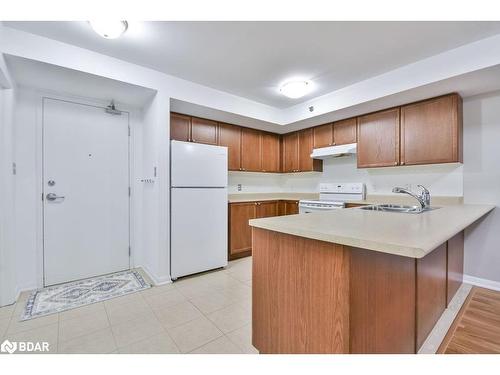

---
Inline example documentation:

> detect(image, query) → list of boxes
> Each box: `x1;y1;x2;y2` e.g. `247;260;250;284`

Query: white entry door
43;98;130;286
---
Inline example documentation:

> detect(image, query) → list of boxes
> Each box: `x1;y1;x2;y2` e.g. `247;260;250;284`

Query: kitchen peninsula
249;204;494;353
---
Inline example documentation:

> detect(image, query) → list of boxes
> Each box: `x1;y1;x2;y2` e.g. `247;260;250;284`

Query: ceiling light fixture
279;80;312;99
89;21;128;39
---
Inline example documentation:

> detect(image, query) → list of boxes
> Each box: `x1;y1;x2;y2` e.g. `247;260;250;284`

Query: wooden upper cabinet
298;128;313;171
256;201;279;218
282;132;299;172
218;123;241;171
191;117;218;145
401;94;462;166
299;128;322;172
313;123;333;148
333;118;357;145
261;132;280;173
357;108;400;168
170;113;191;142
241;127;262;172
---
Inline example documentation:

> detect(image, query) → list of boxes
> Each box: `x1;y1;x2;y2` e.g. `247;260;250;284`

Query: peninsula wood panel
170;112;191;142
313;123;333;148
218;122;241;171
349;248;416;353
261;132;280;172
252;228;350;353
240;127;262;172
416;242;447;350
447;231;464;305
229;202;256;259
401;94;463;165
191;117;218;145
282;132;299;172
333;118;357;145
357;108;400;168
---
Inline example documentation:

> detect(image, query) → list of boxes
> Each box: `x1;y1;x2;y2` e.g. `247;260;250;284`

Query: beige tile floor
0;257;257;354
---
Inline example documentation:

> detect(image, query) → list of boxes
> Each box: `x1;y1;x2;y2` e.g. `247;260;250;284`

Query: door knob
46;193;65;201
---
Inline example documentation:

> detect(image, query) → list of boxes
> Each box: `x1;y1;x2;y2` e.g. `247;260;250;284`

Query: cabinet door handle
394;161;398;165
401;161;405;165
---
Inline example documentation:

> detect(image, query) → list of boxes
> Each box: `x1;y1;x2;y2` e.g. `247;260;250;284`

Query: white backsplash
229;156;463;196
228;171;283;194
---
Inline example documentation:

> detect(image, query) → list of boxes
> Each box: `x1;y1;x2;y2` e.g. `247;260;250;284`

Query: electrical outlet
237;184;242;192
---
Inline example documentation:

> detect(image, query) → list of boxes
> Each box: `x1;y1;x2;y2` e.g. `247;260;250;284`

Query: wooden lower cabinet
229;200;299;260
256;201;278;218
278;200;299;215
252;229;464;353
229;202;256;259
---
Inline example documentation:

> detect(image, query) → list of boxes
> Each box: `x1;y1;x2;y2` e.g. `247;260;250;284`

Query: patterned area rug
20;270;151;321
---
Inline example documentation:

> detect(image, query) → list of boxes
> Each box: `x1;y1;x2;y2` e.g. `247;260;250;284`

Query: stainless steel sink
359;204;440;214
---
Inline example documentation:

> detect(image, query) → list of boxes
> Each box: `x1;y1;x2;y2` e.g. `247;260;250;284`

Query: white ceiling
5;21;500;108
5;55;157;108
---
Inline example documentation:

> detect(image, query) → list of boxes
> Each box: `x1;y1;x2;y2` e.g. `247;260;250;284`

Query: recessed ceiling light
279;80;312;99
89;21;128;39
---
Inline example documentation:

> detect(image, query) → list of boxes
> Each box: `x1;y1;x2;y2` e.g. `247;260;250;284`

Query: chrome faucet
392;185;431;211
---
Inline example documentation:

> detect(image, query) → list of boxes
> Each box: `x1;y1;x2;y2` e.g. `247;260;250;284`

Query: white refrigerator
170;140;228;279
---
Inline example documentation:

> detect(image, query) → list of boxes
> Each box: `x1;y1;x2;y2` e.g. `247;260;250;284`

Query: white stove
299;183;366;214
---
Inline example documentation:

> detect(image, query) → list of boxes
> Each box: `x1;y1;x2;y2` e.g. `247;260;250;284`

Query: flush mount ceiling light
279;80;312;99
89;21;128;39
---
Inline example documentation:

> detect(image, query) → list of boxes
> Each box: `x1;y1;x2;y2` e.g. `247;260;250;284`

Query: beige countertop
228;192;318;203
228;192;463;206
249;203;494;258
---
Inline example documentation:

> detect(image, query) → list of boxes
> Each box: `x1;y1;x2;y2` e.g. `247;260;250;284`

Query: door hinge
12;162;16;175
128;246;131;256
128;187;131;196
128;126;131;136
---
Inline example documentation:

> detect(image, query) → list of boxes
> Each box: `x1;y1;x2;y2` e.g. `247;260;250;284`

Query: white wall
0;88;17;306
282;158;464;196
228;158;463;197
0;53;16;306
138;92;171;284
463;91;500;283
228;172;283;194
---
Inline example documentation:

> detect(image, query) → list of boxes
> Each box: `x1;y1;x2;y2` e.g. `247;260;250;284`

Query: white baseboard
137;265;172;286
464;274;500;291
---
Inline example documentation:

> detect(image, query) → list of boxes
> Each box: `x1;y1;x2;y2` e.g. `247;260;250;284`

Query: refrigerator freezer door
171;141;228;187
171;187;228;278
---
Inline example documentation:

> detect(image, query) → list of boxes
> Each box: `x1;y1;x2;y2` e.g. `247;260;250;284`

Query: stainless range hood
310;143;357;159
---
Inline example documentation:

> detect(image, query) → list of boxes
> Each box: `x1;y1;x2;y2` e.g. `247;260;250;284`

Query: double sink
359;204;439;214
